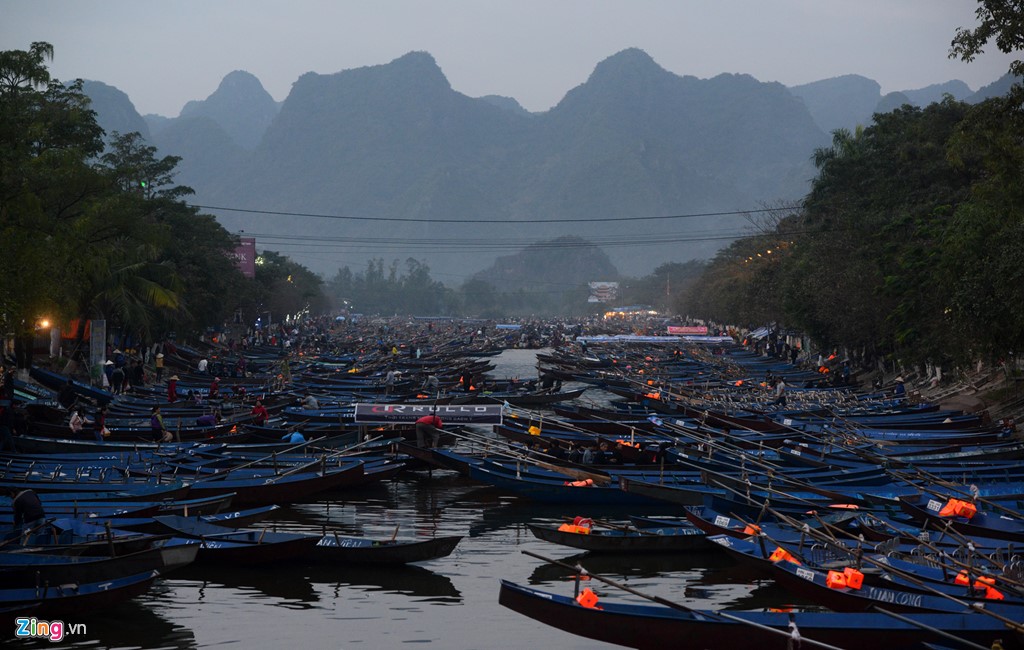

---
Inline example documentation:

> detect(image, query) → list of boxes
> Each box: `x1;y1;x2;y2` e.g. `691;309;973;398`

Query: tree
950;1;1024;78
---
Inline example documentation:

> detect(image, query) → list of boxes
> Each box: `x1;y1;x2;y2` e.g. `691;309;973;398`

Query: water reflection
172;564;319;605
6;597;198;650
305;563;461;602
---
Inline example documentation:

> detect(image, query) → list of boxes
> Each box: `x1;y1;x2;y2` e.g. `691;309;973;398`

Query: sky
1;0;1018;118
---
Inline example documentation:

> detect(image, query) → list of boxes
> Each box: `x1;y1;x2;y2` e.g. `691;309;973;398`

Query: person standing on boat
197;357;209;374
155;353;165;381
151;405;172;442
3;487;46;532
384;369;399;395
209;377;220;400
167;375;179;403
250;399;269;426
772;377;787;408
94;404;109;441
109;363;125;395
129;359;145;389
415;412;443;448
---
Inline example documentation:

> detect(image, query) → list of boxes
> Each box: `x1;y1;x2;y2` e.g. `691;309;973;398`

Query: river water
19;349;786;650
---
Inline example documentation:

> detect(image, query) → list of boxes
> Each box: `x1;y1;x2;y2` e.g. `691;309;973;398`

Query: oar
440;427;614;486
521;549;847;650
0;517;55;549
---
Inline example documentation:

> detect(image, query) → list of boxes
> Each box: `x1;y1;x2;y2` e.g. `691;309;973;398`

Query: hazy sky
2;0;1017;117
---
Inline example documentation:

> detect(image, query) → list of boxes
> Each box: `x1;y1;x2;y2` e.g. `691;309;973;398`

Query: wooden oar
521;549;847;650
440;427;614;486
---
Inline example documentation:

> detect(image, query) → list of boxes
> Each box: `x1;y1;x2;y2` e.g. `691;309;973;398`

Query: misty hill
470;236;619;293
789;74;883;134
901;80;973;105
149;116;248;194
179;70;281;149
969;72;1023;102
82;80;151;143
789;76;981;134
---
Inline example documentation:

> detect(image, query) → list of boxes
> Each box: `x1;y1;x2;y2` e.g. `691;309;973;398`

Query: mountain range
80;48;1014;284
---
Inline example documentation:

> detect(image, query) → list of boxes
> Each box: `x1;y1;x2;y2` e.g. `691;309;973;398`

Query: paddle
439;426;614;486
521;549;847;650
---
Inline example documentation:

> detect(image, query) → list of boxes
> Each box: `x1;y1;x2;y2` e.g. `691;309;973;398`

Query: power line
191;204;801;224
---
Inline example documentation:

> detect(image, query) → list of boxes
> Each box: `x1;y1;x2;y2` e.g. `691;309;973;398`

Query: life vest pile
826;567;864;590
954;571;1004;599
938;498;977;519
558;516;594;534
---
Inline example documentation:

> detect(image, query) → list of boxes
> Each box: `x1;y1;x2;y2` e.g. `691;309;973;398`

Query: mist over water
25;349;784;649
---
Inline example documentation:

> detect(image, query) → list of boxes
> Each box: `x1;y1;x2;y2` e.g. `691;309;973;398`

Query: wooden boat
897;494;1024;543
526;522;708;553
185;460;370;506
0;540;198;586
310;533;462;564
498;580;1024;650
707;534;1023;615
0;569;162;617
152;515;318;564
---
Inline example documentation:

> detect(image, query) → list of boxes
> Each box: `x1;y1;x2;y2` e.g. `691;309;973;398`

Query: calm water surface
17;349;788;650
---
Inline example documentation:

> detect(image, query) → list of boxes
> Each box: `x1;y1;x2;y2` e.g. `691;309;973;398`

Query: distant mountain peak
383;51;451;90
216;70;268;93
178;69;279;149
181;70;273;116
589;48;668;82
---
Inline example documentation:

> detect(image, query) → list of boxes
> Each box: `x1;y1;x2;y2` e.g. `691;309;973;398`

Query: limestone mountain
82;80;151;143
197;49;828;280
789;74;883;134
179;70;280;149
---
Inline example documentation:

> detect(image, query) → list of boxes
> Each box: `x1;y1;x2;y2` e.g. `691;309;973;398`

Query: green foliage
689;88;1024;368
0;43;325;350
950;1;1024;78
328;258;451;316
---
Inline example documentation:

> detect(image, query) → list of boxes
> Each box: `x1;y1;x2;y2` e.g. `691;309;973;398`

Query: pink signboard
667;325;708;335
234;237;256;278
